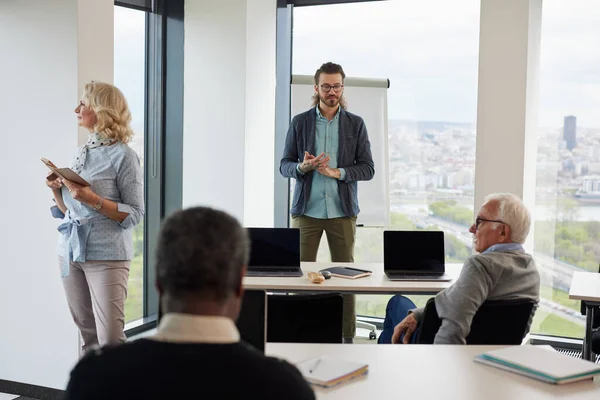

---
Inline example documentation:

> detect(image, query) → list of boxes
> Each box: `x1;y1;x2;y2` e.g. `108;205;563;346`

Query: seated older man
381;192;540;345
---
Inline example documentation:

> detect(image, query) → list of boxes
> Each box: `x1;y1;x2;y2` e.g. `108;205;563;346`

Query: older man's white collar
482;243;524;254
150;313;240;344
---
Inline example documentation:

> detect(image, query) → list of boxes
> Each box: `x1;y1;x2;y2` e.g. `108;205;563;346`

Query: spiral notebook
320;266;372;280
474;346;600;384
296;356;369;388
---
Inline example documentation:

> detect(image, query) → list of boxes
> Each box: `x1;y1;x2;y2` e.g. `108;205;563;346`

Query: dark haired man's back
65;314;315;400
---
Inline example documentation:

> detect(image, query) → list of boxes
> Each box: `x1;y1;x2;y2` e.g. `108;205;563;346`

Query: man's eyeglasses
320;84;344;93
475;217;504;230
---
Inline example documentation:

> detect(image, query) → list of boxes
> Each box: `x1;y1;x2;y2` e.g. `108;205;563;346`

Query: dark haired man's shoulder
291;108;315;123
64;340;150;399
257;357;316;399
341;109;365;125
236;343;315;400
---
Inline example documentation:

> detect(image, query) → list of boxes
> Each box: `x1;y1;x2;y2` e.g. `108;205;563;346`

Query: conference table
267;343;600;400
243;262;462;295
569;272;600;361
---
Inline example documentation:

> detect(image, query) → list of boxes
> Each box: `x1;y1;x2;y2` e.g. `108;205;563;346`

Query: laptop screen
247;227;300;268
383;230;445;273
236;290;266;352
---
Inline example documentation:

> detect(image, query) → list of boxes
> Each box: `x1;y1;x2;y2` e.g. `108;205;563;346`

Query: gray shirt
56;142;144;262
412;250;540;344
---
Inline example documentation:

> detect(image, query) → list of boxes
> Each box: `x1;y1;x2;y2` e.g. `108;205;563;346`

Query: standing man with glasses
379;193;540;344
280;62;375;343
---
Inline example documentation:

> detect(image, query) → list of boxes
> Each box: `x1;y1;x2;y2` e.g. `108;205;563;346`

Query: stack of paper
474;346;600;384
296;356;369;388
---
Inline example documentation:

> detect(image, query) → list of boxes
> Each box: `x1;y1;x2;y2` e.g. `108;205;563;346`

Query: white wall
244;0;276;227
77;0;114;144
0;0;113;389
183;0;276;226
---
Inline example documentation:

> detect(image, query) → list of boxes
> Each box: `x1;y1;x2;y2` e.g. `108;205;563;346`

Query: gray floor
0;393;41;400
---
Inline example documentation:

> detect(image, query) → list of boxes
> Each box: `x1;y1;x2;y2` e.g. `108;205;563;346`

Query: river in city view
391;200;600;222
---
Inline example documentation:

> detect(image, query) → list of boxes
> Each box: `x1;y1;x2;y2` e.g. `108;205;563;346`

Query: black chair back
417;297;535;345
580;263;600;329
237;290;267;352
267;293;343;343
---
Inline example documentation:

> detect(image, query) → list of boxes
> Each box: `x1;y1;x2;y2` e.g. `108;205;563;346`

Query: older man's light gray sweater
412;250;540;344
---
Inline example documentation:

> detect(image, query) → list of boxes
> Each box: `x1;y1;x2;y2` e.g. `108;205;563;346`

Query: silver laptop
383;230;451;281
245;228;303;277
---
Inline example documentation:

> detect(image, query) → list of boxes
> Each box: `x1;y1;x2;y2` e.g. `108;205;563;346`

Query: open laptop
245;227;303;277
383;230;452;281
236;290;267;352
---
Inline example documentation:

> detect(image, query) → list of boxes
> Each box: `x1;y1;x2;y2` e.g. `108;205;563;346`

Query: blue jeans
378;295;419;344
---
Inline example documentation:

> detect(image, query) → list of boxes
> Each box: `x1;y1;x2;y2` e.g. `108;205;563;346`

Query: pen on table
309;357;322;373
345;267;372;273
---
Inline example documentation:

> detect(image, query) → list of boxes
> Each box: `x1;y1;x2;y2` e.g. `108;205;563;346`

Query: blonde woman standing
46;82;144;356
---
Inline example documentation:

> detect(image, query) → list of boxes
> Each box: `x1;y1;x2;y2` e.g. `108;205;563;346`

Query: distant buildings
564;115;577;151
575;175;600;201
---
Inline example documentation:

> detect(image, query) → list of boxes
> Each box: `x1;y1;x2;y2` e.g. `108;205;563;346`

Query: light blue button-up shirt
298;106;347;219
482;243;524;254
54;142;144;276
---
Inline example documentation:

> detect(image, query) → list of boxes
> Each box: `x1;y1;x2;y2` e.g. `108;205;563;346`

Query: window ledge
125;314;158;338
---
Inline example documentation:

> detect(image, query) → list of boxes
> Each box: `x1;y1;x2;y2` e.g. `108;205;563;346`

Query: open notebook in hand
296;356;368;388
41;158;90;187
474;345;600;384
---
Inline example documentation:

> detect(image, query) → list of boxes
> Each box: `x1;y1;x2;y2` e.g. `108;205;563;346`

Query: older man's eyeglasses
320;84;344;93
475;217;504;231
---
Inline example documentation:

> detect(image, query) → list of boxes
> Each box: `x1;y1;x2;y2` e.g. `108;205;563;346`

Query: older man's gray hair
156;206;250;302
484;192;531;244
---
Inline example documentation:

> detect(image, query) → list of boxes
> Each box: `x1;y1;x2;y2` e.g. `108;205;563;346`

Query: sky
292;0;600;128
114;6;145;139
113;1;600;130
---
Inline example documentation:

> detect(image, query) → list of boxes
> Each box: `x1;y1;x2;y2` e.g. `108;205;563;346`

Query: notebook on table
296;356;369;388
474;345;600;384
383;230;451;281
320;266;372;279
245;227;303;277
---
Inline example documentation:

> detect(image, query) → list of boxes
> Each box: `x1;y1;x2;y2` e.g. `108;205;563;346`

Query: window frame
276;0;585;345
116;0;184;335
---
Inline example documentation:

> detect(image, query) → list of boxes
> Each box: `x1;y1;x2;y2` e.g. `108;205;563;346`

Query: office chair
236;290;267;352
580;263;600;354
416;297;535;345
267;293;343;343
357;320;378;340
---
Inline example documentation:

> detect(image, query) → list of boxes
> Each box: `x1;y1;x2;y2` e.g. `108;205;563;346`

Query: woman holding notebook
45;82;144;357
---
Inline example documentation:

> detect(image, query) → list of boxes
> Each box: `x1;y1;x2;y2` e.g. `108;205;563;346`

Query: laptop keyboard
245;267;303;277
387;272;439;277
249;267;299;273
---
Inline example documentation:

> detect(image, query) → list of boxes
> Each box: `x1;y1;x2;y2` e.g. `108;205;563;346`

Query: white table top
569;272;600;303
243;262;461;294
267;343;600;400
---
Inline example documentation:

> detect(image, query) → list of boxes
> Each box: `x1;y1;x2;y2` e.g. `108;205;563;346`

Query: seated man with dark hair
382;192;540;345
65;206;315;400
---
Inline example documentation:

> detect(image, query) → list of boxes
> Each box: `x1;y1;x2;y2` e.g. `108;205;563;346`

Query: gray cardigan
280;107;375;217
412;250;540;344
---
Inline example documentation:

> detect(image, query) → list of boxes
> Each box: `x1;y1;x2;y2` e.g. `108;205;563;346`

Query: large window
114;5;146;323
292;0;480;320
530;0;600;338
